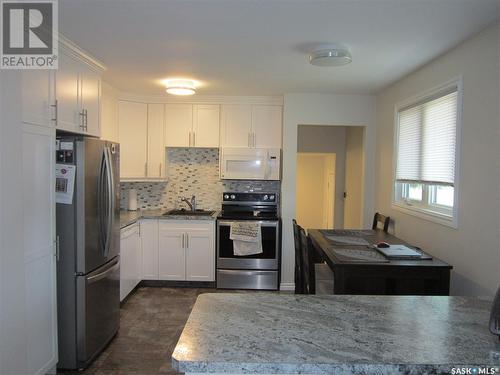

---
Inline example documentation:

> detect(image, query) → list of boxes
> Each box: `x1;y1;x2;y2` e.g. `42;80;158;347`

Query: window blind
396;89;457;186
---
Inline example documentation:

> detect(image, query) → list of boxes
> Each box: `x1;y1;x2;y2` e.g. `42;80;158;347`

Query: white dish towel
229;222;263;256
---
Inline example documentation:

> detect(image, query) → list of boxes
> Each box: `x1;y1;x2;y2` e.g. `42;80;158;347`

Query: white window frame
392;77;463;229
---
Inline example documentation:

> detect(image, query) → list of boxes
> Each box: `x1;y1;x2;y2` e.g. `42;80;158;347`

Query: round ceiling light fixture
309;45;352;67
165;79;196;95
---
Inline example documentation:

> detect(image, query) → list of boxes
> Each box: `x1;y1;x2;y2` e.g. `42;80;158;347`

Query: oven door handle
218;221;278;227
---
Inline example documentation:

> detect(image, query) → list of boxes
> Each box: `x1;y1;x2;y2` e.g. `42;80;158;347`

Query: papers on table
332;248;389;263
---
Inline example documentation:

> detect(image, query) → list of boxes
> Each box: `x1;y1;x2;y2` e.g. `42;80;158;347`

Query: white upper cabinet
165;104;220;148
55;47;103;137
118;101;148;179
251;105;282;148
220;104;252;148
56;53;81;132
147;104;166;178
164;104;193;147
100;83;119;142
80;65;101;137
21;70;55;127
192;105;220;147
118;101;167;180
220;104;282;148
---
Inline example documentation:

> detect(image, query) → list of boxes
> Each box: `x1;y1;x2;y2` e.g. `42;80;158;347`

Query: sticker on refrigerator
56;164;76;204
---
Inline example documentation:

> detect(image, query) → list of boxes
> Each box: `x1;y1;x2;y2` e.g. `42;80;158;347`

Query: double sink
163;209;216;217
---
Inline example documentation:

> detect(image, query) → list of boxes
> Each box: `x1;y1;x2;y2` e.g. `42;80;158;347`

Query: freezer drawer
217;269;278;290
76;257;120;367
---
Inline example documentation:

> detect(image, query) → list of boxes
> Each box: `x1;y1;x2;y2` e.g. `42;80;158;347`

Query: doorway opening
295;125;365;230
296;153;336;229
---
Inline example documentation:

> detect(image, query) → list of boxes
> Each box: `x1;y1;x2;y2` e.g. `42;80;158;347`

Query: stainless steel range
216;192;281;290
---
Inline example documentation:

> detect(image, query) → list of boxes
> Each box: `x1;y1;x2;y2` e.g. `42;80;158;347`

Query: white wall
297;125;346;228
281;93;376;289
344;127;365;228
101;82;119;142
375;21;500;296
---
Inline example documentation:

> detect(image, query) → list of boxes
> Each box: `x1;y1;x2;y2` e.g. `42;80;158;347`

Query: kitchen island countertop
172;293;500;375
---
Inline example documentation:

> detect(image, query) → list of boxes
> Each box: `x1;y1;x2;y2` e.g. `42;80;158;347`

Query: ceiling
59;0;500;96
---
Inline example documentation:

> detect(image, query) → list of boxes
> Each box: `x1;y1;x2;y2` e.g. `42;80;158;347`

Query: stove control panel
222;192;277;203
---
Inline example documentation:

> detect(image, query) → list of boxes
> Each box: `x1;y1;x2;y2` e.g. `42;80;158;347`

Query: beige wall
344;127;365;228
281;93;376;290
297;125;346;228
375;21;500;296
101;82;119;142
296;153;335;229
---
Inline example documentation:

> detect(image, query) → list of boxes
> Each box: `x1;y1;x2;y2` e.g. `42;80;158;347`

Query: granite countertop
120;209;218;228
172;293;500;375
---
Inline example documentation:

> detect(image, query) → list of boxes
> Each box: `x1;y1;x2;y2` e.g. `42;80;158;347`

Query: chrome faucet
181;195;196;211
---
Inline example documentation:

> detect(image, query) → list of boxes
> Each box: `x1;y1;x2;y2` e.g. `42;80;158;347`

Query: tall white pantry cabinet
0;37;105;375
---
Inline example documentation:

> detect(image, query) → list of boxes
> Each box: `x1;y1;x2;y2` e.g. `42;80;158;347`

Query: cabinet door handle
85;109;89;131
144;162;147;177
79;110;85;129
185;233;189;249
252;132;256;147
193;132;196;147
159;163;162;177
248;132;251;147
50;100;58;123
181;233;185;248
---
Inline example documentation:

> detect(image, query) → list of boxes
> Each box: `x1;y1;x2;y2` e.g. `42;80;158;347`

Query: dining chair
372;212;390;233
299;227;316;294
292;219;304;294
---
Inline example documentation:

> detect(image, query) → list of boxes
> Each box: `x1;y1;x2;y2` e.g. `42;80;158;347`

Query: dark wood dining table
308;229;453;295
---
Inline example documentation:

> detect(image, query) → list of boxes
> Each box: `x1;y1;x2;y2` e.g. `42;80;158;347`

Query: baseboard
280;282;295;291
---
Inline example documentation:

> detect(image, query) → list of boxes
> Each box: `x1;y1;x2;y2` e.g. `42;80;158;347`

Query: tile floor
60;287;218;375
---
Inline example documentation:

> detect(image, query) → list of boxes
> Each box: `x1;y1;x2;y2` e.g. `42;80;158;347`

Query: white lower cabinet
158;220;215;282
141;219;159;279
120;223;142;301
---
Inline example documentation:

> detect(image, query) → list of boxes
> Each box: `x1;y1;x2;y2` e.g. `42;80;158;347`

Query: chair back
372;212;390;233
299;227;316;294
292;219;304;294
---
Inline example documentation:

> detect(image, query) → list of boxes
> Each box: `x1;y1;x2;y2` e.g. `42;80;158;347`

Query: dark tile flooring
59;287;261;375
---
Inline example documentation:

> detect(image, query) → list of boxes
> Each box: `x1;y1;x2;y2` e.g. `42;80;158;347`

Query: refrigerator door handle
86;258;120;284
97;149;107;254
103;146;114;257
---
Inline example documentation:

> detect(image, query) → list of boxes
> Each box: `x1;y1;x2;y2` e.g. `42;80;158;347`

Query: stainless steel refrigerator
56;136;120;370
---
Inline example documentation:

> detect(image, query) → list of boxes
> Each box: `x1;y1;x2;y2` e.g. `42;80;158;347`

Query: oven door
217;220;279;270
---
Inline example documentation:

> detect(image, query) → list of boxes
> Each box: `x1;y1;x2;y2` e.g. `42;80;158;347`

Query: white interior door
22;123;58;375
118;101;148;178
164;104;192;147
147;104;165;177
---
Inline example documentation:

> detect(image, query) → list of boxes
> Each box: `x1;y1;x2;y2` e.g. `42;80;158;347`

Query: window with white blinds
396;89;458;186
392;80;461;228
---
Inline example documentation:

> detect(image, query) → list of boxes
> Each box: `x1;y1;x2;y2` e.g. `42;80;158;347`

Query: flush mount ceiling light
309;45;352;67
165;79;196;95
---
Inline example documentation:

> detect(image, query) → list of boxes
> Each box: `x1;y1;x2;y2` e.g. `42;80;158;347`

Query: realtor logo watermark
1;0;58;69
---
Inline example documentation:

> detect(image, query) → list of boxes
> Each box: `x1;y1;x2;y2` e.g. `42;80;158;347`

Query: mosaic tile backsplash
120;148;280;211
